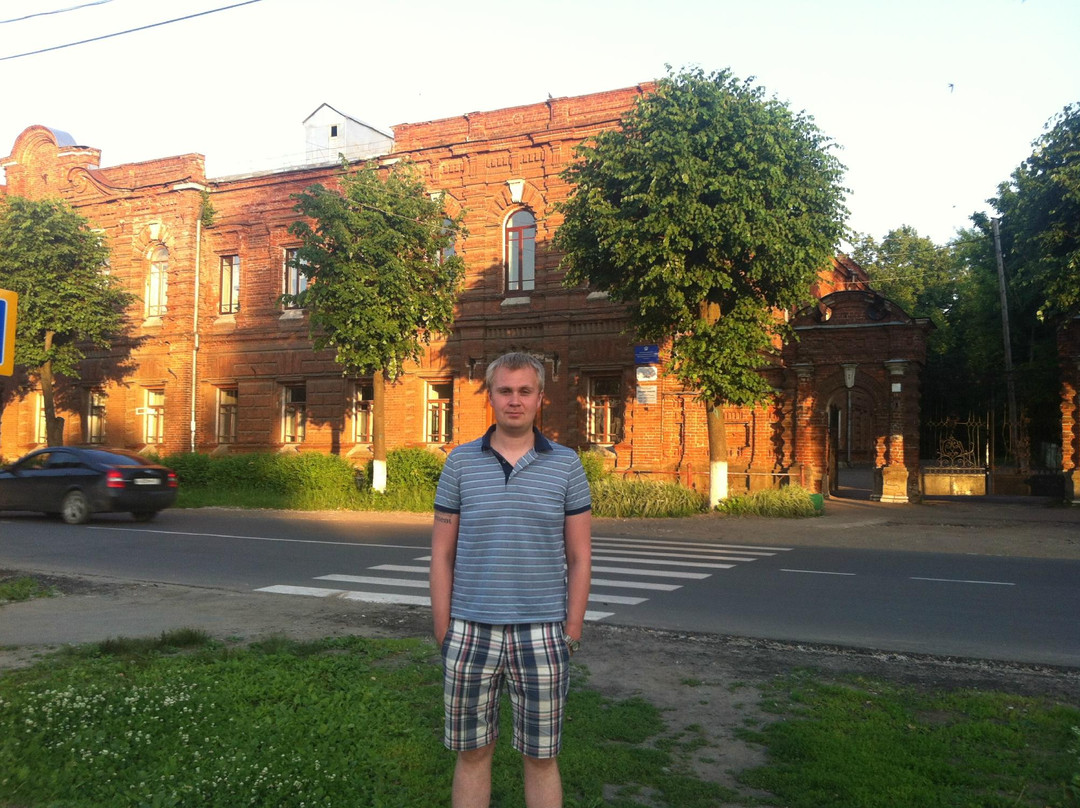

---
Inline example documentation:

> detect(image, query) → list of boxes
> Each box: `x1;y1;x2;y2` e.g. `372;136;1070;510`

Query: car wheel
131;511;158;522
60;490;91;525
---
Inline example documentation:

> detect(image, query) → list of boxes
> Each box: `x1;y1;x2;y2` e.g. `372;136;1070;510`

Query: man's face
489;366;543;434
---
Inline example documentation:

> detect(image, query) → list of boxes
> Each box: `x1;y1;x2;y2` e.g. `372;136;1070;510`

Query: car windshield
81;449;154;466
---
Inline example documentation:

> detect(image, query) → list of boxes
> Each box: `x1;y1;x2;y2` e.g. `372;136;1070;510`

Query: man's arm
563;510;592;643
430;509;460;646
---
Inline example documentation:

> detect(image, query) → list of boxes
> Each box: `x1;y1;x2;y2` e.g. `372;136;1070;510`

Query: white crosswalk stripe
255;539;793;622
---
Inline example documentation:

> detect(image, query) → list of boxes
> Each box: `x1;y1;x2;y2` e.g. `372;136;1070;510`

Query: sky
1;0;1077;247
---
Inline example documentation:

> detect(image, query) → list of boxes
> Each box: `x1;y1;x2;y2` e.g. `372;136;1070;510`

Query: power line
0;0;264;61
0;0;113;25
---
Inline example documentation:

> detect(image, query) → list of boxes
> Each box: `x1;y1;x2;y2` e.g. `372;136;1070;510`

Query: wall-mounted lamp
842;363;857;390
550;352;560;381
467;357;478;382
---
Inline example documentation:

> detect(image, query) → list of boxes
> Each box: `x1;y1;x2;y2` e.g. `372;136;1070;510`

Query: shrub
283;452;360;509
577;450;611;484
163;450;362;509
162;452;212;486
165;449;447;513
382;448;445;491
591;475;707;518
716;483;820;517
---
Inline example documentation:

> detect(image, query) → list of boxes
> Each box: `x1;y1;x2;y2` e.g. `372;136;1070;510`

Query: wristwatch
563;633;581;654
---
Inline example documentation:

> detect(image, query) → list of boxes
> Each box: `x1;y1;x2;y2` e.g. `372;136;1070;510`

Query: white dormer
302;103;394;165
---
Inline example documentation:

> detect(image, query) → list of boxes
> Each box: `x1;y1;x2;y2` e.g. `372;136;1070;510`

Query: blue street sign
0;289;17;376
634;344;660;365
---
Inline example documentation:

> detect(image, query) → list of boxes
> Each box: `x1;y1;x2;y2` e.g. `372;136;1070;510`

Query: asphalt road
2;503;1078;666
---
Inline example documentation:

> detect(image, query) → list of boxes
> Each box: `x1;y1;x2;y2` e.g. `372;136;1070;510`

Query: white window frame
35;394;47;445
504;209;536;293
144;388;165;445
425;380;453;444
146;245;168;318
353;381;374;444
283;248;308;308
220;255;240;314
217;387;238;444
282;384;307;443
587;375;624;445
87;390;107;444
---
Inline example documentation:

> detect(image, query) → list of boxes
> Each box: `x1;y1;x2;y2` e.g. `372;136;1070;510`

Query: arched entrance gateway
782;291;932;503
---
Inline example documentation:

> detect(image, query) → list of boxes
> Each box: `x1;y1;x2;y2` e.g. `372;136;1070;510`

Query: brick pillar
878;359;909;503
1062;359;1079;503
792;363;822;493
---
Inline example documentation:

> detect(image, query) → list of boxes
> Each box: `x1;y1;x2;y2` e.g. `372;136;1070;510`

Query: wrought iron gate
921;413;990;495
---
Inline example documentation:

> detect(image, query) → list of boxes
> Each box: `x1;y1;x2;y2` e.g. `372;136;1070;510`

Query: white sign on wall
636;365;658;382
636;385;657;405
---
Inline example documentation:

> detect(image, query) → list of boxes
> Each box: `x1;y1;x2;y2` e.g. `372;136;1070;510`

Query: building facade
1;85;931;500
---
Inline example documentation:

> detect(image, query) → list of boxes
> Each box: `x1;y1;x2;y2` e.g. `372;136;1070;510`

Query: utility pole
991;218;1021;469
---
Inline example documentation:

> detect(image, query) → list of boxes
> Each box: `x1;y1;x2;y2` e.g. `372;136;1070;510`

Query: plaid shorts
441;619;570;759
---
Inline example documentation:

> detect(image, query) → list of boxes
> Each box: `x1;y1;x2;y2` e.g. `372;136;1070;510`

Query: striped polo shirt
434;425;592;625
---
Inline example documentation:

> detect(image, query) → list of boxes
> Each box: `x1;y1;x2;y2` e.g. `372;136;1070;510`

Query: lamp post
842;363;857;466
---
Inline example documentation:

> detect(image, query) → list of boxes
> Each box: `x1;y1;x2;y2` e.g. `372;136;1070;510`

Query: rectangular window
35;395;47;445
353;382;374;443
284;248;308;307
144;388;165;445
87;390;106;444
426;381;453;444
217;387;238;444
588;376;624;444
220;255;240;314
282;384;306;443
505;210;536;292
146;246;168;317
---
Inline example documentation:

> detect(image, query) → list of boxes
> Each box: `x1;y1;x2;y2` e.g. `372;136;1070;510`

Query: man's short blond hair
485;352;545;393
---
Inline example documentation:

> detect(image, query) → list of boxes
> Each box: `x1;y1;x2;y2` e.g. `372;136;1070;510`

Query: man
430;352;592;808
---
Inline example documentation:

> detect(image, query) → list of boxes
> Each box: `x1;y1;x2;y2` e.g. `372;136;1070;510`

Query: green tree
849;226;956;330
990;102;1080;320
850;226;964;412
285;161;464;491
555;68;847;505
0;196;132;446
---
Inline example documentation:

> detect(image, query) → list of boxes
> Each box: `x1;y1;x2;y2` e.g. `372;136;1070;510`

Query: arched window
504;210;535;292
146;245;168;317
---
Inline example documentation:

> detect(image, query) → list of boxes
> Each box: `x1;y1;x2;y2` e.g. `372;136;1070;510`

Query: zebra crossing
255;536;792;622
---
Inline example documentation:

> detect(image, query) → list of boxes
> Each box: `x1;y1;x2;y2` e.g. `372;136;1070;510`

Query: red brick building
1;85;931;501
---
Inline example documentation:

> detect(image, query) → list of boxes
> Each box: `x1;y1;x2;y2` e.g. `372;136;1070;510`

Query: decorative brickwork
1;87;931;499
784;291;931;501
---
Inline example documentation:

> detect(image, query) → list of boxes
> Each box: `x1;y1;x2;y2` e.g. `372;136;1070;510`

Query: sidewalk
595;494;1080;559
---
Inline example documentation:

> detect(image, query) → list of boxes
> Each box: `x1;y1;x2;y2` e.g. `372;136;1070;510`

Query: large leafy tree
555;68;848;505
990;102;1080;320
850;226;964;412
285;161;464;491
0;196;132;446
935;104;1080;463
849;226;957;331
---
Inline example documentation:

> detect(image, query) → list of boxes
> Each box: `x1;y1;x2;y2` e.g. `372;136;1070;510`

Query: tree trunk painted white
710;460;729;509
372;371;387;493
371;458;387;493
706;398;729;508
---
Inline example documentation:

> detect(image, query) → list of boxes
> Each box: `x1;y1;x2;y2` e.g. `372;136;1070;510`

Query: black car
0;447;178;524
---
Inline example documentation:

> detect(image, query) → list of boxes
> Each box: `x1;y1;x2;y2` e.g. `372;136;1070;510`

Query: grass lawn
0;631;1077;807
